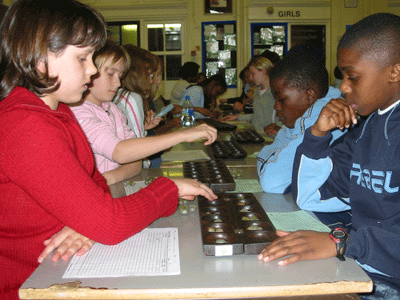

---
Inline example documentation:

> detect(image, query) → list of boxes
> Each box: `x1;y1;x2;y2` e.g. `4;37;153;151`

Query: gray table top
20;167;372;299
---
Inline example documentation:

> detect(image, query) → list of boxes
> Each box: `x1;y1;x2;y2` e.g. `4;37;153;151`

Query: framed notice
205;0;233;14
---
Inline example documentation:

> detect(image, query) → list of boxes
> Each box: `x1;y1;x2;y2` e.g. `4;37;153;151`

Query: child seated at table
257;50;346;195
179;74;227;119
258;13;400;299
222;56;281;132
114;44;178;169
0;1;217;299
71;40;217;185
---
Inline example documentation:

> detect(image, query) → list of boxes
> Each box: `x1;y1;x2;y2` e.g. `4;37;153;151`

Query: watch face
334;230;346;238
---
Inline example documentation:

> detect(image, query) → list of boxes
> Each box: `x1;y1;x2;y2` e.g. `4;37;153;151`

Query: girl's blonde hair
92;39;130;73
248;56;274;77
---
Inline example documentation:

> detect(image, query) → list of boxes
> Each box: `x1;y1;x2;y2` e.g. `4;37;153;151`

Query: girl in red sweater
0;0;216;299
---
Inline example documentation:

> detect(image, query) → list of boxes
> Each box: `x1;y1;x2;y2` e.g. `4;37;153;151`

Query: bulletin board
202;21;237;88
251;22;287;59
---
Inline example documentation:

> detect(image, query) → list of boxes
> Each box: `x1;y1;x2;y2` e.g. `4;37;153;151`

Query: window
147;22;183;80
107;21;140;46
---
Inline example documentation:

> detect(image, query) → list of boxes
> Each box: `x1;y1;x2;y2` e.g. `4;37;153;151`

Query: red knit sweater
0;87;179;299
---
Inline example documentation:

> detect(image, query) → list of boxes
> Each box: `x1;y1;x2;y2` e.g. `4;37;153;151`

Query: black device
329;227;349;261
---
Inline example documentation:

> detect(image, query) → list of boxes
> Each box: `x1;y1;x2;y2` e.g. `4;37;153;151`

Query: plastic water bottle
181;95;195;127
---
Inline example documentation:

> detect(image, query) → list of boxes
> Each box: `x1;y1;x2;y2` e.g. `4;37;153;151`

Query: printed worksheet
267;210;331;232
227;179;264;193
63;228;180;278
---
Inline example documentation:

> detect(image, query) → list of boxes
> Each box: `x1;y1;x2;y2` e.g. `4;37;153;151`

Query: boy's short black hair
270;51;329;99
258;50;280;65
178;62;200;81
338;13;400;68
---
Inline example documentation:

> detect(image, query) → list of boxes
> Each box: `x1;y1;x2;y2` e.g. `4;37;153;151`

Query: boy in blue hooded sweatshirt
257;50;346;195
258;13;400;299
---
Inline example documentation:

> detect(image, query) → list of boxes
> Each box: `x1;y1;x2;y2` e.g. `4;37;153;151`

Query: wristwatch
329;228;349;261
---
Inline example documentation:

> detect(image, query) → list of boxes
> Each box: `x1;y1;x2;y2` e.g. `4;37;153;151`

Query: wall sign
278;10;301;18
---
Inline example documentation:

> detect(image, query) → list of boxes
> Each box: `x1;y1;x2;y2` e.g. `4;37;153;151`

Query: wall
330;0;388;83
3;0;391;94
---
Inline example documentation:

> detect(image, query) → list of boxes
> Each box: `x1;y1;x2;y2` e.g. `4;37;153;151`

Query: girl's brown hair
120;44;162;119
0;0;107;100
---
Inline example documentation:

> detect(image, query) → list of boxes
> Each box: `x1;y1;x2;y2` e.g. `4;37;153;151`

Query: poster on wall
202;21;237;88
204;0;233;14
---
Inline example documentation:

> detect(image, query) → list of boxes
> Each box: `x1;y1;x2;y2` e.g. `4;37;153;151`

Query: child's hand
171;178;217;201
311;98;358;137
38;226;95;263
264;123;281;136
233;102;244;111
257;230;337;266
145;110;161;130
218;98;228;104
221;114;238;121
183;124;217;145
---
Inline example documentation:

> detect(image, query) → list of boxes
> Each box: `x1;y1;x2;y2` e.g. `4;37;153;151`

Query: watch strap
329;228;348;261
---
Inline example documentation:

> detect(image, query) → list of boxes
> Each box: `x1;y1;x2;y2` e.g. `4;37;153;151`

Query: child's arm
291;98;357;212
153;117;181;135
1;112;216;247
102;160;143;185
112;123;217;164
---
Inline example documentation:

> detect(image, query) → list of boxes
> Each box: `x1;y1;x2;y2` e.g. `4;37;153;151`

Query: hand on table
264;123;281;136
311;98;358;137
171;178;217;201
257;230;336;266
183;123;217;145
38;226;95;263
221;114;238;121
145;110;161;130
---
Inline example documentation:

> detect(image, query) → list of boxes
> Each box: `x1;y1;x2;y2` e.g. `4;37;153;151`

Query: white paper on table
63;228;180;278
161;150;210;162
267;210;331;232
227;179;264;193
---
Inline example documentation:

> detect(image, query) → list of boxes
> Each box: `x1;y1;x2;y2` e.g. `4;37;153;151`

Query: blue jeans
360;279;400;300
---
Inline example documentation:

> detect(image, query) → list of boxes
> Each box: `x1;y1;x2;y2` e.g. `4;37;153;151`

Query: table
19;167;373;300
160;130;271;169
